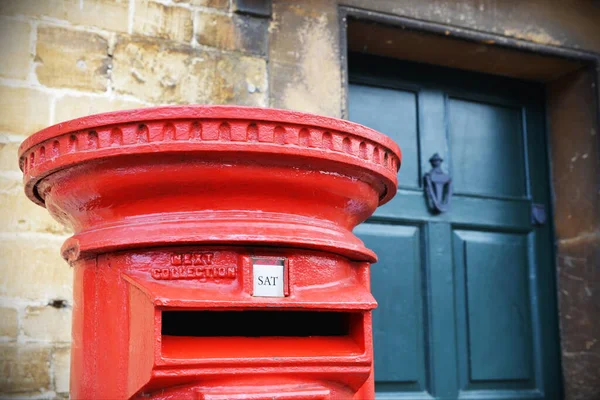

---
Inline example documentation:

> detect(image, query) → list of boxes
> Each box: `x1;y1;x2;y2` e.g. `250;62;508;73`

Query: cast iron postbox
19;106;401;399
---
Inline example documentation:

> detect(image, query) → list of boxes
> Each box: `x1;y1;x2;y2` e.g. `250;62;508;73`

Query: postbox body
19;106;401;399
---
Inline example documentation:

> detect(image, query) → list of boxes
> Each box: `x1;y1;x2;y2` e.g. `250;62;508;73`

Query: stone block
0;140;20;173
134;0;193;43
211;52;268;106
54;94;146;124
0;307;18;339
0;18;31;80
557;236;600;349
52;347;70;394
195;11;268;56
270;60;341;118
0;0;129;33
0;236;72;301
0;343;51;393
268;1;341;117
556;233;600;400
0;86;51;135
36;25;110;92
269;0;338;65
112;36;206;104
563;351;600;400
23;306;71;343
112;35;267;105
0;176;19;193
172;0;229;9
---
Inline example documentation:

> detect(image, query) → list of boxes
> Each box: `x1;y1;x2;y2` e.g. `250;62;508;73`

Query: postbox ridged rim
18;105;402;207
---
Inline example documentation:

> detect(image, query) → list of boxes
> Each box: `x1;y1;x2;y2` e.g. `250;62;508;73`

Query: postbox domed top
18;105;401;262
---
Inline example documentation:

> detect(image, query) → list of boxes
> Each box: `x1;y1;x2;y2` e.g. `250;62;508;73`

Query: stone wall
0;0;598;398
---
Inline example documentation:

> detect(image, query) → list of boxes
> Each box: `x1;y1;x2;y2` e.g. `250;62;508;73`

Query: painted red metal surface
19;106;401;399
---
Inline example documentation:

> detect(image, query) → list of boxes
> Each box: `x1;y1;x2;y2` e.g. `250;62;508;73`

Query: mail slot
18;106;401;399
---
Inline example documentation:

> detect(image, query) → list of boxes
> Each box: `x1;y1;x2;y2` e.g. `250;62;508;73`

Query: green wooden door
349;54;561;400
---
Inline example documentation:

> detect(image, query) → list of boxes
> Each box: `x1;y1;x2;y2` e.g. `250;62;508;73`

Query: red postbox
18;106;401;399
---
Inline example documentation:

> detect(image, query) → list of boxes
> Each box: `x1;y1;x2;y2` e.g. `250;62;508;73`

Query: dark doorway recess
340;8;600;400
349;53;561;399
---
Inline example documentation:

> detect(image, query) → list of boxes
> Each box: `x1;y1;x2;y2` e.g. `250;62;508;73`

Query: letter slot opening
162;310;350;337
160;310;367;359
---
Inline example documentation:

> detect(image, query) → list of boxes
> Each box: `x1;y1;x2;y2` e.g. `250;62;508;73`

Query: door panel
355;223;428;393
348;53;561;400
448;98;527;198
348;84;419;188
453;231;534;385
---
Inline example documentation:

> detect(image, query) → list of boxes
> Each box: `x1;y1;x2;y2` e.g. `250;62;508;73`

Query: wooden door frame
339;5;600;398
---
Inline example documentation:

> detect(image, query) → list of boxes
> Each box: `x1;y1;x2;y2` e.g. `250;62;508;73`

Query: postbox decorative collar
19;106;401;264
